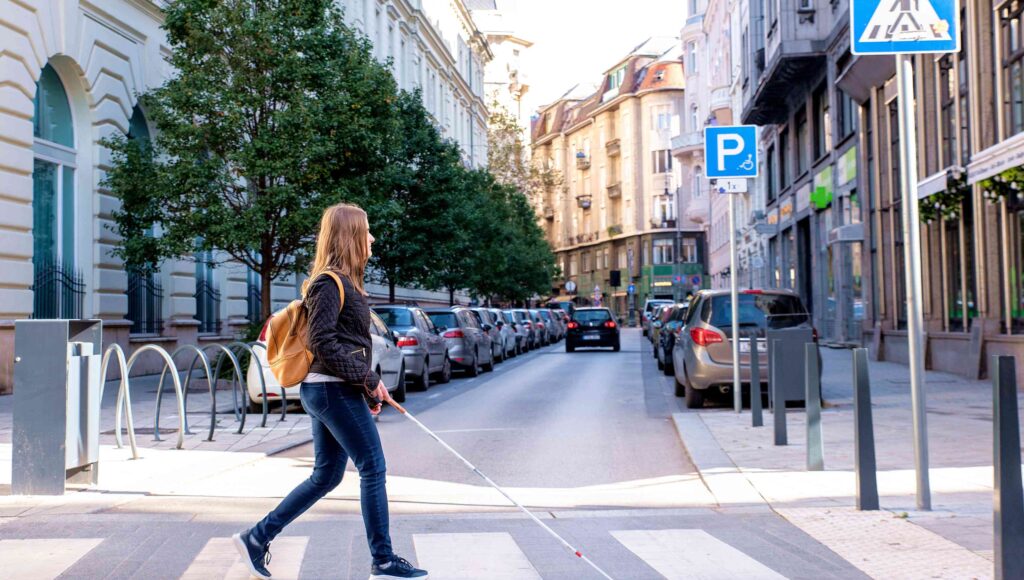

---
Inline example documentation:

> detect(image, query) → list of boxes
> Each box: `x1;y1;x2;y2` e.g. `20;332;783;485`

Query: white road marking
428;393;441;399
0;538;102;579
611;529;786;580
413;532;541;579
433;428;519;434
181;536;308;580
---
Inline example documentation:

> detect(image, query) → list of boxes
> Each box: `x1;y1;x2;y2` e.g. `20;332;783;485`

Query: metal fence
32;260;85;319
127;270;164;335
194;278;222;334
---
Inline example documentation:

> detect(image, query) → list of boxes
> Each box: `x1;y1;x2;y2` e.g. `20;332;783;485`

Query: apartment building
531;39;707;318
0;0;489;393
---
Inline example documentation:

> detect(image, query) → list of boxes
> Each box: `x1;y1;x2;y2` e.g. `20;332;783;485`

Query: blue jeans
251;382;393;564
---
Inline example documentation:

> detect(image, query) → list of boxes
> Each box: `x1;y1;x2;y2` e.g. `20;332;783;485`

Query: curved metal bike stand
99;344;139;459
154;345;215;442
126;344;187;449
248;342;289;424
225;341;270;428
203;344;247;435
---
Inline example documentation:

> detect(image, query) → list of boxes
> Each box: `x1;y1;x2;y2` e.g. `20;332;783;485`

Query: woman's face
367;226;375;258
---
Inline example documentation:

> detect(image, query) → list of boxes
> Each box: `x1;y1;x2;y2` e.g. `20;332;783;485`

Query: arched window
693;166;703;198
32;64;81;319
125;105;164;334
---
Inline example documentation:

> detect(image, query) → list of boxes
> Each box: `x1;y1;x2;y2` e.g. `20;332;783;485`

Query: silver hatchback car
372;305;452;391
672;289;817;409
425;307;494;376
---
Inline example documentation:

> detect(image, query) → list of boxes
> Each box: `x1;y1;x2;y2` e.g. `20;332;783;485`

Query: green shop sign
811;165;834;209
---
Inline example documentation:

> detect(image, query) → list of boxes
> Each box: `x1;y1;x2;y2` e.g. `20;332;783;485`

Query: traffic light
610;270;621;287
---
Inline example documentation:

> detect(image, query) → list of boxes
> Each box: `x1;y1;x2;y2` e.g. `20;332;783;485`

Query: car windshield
646;301;672;313
502;312;515;323
427;312;458;329
538;311;551;321
374;308;414;328
706;294;809;329
575;309;612;323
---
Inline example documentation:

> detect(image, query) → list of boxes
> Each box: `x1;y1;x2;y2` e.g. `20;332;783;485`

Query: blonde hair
303;203;370;296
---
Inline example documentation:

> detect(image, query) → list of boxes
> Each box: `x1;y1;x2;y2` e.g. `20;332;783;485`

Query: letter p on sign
704;125;758;179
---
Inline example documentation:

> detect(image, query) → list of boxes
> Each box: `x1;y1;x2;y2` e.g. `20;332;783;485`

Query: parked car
548;308;568;340
536;309;561;342
512;308;539;348
471;307;508;363
657;303;690;375
547;301;576;320
488;307;518;358
565;307;621;352
642;299;674;338
528;308;553;345
372;304;451;391
424;307;493;376
503;309;530;353
246;309;407;410
671;289;818;409
649;304;675;355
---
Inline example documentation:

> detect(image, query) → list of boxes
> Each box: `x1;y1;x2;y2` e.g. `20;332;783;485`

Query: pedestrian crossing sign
851;0;960;55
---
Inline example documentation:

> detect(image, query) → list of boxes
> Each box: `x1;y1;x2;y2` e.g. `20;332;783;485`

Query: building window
32;64;83;320
946;204;977;332
689;0;698;15
690;104;699;132
1002;0;1024;136
939;55;957;168
692;166;703;198
194;248;221;334
779;128;791;187
125;106;164;335
570;255;578;276
766;143;777;202
686;41;698;73
652;149;672;173
766;0;778;28
682;238;698;263
247;268;263;325
958;10;971;166
796;109;809;175
653;239;674;264
652;104;672;131
837;89;857;141
609;66;626;89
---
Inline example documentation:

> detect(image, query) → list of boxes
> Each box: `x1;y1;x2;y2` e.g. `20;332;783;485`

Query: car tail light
567;321;579;329
397;336;419;348
537;322;545;329
742;289;763;294
690;327;724;347
443;329;464;339
813;327;819;342
604;320;617;328
524;321;532;328
258;316;272;342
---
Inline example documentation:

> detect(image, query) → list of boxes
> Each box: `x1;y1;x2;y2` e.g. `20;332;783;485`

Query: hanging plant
920;170;969;224
981;166;1024;207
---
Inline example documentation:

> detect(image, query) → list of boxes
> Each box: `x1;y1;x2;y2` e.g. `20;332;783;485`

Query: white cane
384;398;615;580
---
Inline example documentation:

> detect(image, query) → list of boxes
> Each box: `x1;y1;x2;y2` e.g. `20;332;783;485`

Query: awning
547;295;575;303
968;131;1024;185
918;170;951;199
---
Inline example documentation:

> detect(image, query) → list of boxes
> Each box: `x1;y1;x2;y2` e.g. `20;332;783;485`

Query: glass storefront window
1003;0;1024;136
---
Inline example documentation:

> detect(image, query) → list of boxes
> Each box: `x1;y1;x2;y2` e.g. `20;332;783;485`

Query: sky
503;0;688;120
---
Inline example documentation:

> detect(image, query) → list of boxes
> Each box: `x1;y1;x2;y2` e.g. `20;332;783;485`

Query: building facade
0;0;490;394
531;39;708;318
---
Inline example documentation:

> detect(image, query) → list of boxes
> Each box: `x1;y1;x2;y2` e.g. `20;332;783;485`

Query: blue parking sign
627;284;635;295
851;0;960;55
704;126;758;179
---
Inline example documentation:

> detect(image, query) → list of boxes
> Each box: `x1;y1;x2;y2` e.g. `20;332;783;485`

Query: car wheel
466;350;480;377
393;364;407;403
439;355;452;383
415;357;430;391
612;340;620;352
248;399;264;415
483;347;495;372
657;352;664;369
685;382;705;409
662;347;674;375
674;375;686;397
566;342;575;353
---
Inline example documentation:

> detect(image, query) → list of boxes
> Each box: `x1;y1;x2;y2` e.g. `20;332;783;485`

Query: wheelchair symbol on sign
738;154;754;172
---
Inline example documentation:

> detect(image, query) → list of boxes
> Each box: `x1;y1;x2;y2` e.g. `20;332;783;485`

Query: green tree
486;100;562;203
103;0;400;321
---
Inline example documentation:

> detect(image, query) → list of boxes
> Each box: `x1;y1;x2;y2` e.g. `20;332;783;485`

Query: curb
671;413;766;507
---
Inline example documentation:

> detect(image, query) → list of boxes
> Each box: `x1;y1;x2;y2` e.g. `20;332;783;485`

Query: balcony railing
650;218;678;229
671;131;704;152
710;86;731;112
607;224;623;237
32;259;85;320
127;270;164;335
607;182;622;198
575;156;591;170
606;138;621;157
194;278;222;335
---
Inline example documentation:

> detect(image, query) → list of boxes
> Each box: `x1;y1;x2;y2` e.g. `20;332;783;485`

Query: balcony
685;198;709;224
650;218;678;229
543;204;554;220
671;131;704;154
575;155;591;170
709;86;731;114
606;182;622;198
606;138;621;157
607;224;623;237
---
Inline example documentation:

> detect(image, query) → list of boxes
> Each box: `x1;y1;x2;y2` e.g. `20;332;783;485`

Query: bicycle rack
125;344;187;449
250;342;289;424
225;341;283;428
99;344;139;460
204;344;247;435
154;345;215;442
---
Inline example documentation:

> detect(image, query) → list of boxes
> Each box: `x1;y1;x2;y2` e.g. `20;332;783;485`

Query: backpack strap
320;271;346;312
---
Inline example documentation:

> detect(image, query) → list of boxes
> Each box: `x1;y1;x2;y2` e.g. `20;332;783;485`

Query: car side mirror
496;320;504;328
482;323;493;332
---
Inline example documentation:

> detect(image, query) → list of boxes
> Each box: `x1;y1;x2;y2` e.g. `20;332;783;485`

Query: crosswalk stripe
0;538;103;579
611;529;786;580
181;536;308;580
413;532;542;579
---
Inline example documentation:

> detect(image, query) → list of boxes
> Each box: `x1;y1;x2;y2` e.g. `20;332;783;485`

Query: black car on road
565;307;621;352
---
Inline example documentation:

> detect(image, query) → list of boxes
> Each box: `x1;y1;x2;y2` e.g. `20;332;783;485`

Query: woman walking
233;204;427;580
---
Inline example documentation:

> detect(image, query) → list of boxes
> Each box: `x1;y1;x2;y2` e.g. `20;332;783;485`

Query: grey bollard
772;339;787;445
750;331;763;427
805;342;824;471
853;348;879;510
992;355;1024;580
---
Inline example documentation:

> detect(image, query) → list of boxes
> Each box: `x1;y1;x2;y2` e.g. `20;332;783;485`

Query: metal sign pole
896;52;931;511
729;193;741;413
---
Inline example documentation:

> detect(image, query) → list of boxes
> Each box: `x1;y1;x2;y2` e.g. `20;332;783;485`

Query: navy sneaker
232;530;272;579
369;555;428;579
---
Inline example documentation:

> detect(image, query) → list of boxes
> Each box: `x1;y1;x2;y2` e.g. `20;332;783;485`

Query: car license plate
583;334;600;340
739;339;766;353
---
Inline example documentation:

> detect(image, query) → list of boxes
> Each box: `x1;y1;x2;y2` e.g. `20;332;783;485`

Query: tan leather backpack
266;271;345;387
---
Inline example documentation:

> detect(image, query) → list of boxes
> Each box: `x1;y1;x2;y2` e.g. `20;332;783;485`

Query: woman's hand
369;381;389;415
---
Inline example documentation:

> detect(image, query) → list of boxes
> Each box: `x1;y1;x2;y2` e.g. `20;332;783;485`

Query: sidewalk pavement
671;346;1024;580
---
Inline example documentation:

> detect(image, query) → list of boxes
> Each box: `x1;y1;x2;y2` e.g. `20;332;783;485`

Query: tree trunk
448;287;455;306
260;267;274;322
389;280;396;303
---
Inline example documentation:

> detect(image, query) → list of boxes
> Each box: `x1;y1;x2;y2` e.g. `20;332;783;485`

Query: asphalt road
279;328;695;492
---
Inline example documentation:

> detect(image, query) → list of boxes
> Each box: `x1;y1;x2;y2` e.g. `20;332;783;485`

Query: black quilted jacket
305;272;381;392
